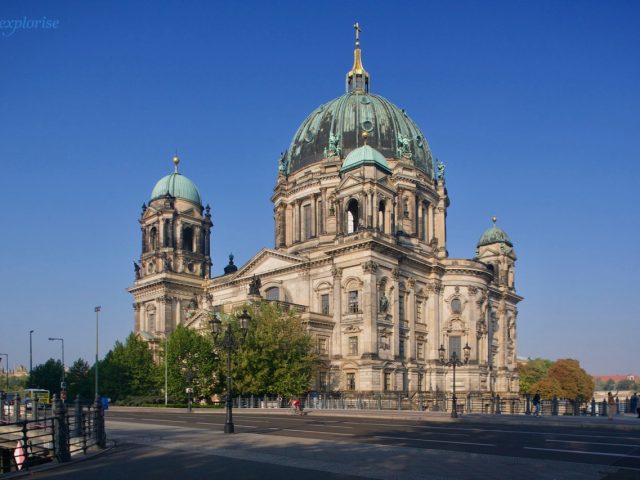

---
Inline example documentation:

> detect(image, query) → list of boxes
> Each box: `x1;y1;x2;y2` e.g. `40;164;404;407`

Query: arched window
378;200;386;233
451;298;462;314
265;287;279;301
182;226;194;251
164;220;171;247
150;227;158;250
347;199;359;234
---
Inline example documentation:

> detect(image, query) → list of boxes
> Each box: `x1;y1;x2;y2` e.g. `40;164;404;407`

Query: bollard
93;395;106;449
552;396;559;416
20;421;30;470
591;397;596;416
74;395;82;437
525;394;531;415
53;394;71;462
601;400;607;417
616;398;620;416
495;395;502;415
14;395;21;423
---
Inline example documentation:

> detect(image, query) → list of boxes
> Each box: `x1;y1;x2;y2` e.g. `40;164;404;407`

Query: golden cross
354;22;361;44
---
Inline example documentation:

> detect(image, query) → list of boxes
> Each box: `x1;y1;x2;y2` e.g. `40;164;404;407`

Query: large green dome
284;91;434;177
150;172;201;205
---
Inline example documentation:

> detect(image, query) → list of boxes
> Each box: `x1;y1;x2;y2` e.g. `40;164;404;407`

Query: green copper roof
340;145;391;174
150;173;201;205
477;224;513;247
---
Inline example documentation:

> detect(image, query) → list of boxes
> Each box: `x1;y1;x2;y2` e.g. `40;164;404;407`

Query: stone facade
129;32;522;395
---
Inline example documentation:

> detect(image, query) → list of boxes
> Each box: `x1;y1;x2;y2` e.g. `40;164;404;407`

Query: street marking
282;429;355;436
546;439;640;448
373;435;495;447
525;447;640;458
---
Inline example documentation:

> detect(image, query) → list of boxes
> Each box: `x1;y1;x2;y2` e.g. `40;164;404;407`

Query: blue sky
0;1;638;376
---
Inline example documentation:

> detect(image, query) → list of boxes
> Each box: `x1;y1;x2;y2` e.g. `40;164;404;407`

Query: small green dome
340;144;391;174
477;219;513;247
150;173;201;205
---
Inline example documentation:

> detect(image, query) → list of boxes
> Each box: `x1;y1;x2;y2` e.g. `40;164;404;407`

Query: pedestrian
532;391;541;416
630;392;638;417
607;391;617;420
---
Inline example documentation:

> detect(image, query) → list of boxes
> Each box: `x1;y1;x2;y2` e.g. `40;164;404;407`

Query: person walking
607;391;617;420
532;392;541;416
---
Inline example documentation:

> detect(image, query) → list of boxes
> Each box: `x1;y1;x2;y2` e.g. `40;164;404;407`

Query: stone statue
379;292;389;313
436;160;445;181
325;132;341;157
163;255;172;272
249;275;262;296
397;133;412;158
278;152;288;175
133;261;140;279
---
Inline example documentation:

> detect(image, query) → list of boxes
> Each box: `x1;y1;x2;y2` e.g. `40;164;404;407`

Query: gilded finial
362;130;369;145
492;216;497;225
346;21;369;93
172;154;180;173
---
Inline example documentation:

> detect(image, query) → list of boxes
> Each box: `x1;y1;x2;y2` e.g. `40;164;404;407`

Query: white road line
525;447;640;459
374;435;495;447
546;439;640;448
282;429;355;436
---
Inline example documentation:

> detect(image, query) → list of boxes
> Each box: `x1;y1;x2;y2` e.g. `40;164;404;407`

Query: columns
311;194;317;238
406;279;416;359
331;267;343;357
361;261;378;354
391;268;400;357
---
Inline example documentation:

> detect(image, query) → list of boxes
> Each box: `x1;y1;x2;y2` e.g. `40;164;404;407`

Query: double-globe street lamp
209;309;251;434
438;342;471;418
48;337;65;399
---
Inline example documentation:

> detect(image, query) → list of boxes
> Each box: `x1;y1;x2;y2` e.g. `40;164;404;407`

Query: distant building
129;26;523;396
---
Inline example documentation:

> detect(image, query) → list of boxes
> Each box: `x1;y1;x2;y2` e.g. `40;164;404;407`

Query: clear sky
1;1;638;377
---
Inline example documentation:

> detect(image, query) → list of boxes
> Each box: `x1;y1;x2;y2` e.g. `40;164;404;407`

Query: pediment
235;248;306;278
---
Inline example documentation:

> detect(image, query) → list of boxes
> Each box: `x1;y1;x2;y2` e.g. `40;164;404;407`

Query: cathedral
129;26;522;397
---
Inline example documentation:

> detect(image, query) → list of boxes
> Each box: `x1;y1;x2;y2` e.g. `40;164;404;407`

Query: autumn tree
545;359;594;400
232;302;318;397
530;376;563;399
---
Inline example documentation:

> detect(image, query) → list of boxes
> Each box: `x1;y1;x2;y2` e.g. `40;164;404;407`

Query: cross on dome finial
346;21;369;93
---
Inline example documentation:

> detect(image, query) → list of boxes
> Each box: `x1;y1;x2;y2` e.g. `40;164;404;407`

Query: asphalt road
26;409;640;479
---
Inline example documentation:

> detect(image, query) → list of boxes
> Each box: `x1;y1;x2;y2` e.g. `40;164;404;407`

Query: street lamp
210;309;250;434
0;353;8;391
95;306;101;399
29;330;34;387
438;342;471;418
48;337;65;397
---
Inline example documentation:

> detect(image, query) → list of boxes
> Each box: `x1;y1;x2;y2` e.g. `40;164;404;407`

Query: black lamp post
210;309;250;434
438;342;471;418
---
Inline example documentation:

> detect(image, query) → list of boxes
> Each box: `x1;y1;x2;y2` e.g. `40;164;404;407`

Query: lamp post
0;353;8;391
29;330;34;387
210;309;250;434
438;342;471;418
48;337;65;397
95;306;101;399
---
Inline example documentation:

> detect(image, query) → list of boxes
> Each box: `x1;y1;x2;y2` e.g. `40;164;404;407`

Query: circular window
360;96;371;105
304;130;314;142
416;135;423;148
362;120;373;132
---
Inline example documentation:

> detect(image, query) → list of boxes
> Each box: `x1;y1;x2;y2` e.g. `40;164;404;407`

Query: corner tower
129;156;212;349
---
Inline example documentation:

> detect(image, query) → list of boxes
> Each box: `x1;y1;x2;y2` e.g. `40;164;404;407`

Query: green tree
30;359;64;394
545;359;594;400
66;358;92;401
604;378;616;391
100;333;161;403
163;325;216;404
233;302;318;396
518;358;553;394
617;379;635;390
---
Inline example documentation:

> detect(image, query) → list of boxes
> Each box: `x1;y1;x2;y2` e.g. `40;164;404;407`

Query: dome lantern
346;22;369;93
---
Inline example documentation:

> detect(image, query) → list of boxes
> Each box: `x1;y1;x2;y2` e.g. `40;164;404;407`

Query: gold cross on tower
354;22;361;46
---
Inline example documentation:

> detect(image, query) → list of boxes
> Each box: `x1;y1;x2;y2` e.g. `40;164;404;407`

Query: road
29;408;640;479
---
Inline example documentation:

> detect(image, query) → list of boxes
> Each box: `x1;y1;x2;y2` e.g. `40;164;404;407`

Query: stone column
311;194;317;238
331;266;343;357
407;278;416;359
133;303;141;332
391;268;400;357
362;261;378;354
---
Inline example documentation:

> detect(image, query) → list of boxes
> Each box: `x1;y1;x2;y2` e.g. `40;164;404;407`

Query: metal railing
0;394;106;474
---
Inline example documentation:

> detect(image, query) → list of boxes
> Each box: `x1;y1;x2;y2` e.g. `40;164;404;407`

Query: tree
530;376;563;399
162;325;216;404
233;302;318;397
66;358;92;401
518;358;553;394
30;359;64;394
604;378;616;391
545;359;594;400
616;379;635;390
100;333;161;403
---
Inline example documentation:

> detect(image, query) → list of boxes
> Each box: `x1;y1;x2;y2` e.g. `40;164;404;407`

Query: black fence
0;394;106;474
227;392;634;417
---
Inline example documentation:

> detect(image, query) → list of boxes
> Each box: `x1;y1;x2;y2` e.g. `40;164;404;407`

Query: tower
129;156;212;351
